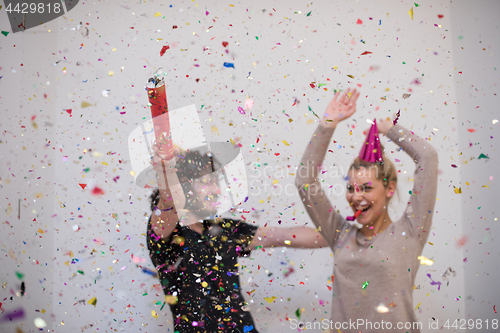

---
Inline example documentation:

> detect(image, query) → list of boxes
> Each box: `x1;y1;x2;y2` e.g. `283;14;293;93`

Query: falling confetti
408;7;414;20
417;256;434;266
393;110;401;125
426;274;442;290
478;153;489;159
362;281;369;290
160;45;170;56
87;297;97;306
1;31;9;37
264;296;276;303
223;62;235;68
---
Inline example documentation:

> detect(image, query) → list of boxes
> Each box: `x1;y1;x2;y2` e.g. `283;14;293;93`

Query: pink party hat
359;119;383;163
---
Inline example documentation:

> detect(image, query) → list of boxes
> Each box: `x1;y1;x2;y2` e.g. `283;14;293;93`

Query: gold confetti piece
101;162;108;166
229;4;234;7
347;74;354;78
165;295;178;305
108;71;114;76
482;185;490;188
152;310;158;318
154;12;162;17
454;187;462;194
403;93;411;99
288;118;293;123
417;256;434;266
201;281;208;288
272;179;279;185
428;242;434;245
230;138;235;145
408;7;414;20
284;240;291;245
88;297;97;306
81;101;92;108
282;140;290;146
264;296;277;304
415;302;421;310
259;199;264;204
465;181;469;186
37;229;45;234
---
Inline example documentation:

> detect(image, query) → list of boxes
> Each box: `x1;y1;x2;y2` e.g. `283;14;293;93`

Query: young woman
147;144;327;333
296;88;438;332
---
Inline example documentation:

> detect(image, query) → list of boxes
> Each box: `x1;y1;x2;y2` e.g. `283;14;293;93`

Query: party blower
346;119;383;222
146;69;175;165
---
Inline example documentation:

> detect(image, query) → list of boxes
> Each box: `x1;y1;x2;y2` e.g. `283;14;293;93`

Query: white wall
0;0;497;332
450;0;500;332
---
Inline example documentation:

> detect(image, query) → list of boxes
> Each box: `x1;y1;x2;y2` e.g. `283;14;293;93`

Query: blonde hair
348;143;398;200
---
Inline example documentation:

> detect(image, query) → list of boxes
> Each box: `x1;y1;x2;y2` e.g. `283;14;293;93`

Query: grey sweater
296;123;438;333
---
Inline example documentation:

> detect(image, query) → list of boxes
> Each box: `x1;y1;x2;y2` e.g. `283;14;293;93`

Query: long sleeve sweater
296;123;438;333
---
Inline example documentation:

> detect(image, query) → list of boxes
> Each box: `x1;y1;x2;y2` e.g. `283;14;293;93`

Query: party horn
346;209;362;221
147;71;174;160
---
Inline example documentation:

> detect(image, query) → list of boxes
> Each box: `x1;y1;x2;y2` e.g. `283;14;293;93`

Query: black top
147;217;259;333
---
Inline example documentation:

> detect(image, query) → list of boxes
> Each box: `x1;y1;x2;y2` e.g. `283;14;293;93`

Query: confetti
393;110;401;125
408;7;414;20
467;128;476;133
417;256;434;266
295;308;301;319
223;62;235;68
34;318;47;328
88;297;97;306
454;187;462;194
244;325;254;332
160;45;170;56
360;51;372;55
1;31;9;37
264;296;276;303
426;274;441;290
282;140;290;146
238;106;246;115
244;98;254;111
362;281;369;290
478;153;489;159
376;304;389;313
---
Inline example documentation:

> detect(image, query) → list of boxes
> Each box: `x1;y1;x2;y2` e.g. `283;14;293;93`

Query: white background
0;0;498;332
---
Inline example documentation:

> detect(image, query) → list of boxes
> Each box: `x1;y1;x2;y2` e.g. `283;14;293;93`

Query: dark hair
149;148;217;212
348;143;398;200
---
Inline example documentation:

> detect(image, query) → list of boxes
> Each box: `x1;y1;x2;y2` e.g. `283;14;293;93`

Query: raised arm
295;88;360;248
385;123;438;244
249;226;328;249
150;145;185;240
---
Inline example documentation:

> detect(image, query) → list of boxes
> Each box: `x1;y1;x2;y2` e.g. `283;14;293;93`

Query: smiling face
345;166;395;226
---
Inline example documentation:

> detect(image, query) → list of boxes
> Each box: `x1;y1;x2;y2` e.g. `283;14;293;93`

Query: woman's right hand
151;144;179;177
320;87;360;128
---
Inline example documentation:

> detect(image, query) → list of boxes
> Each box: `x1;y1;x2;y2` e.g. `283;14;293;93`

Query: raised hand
320;88;360;128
